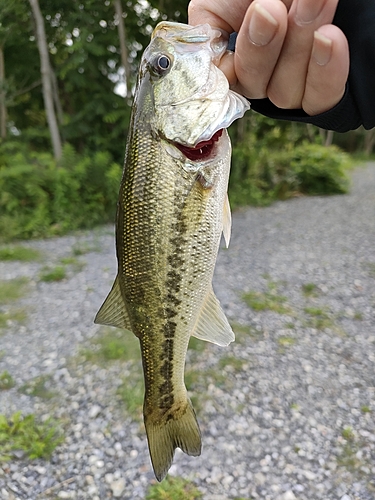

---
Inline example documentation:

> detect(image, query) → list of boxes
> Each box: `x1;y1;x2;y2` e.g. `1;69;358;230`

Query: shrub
229;140;351;208
0;412;63;460
0;141;122;241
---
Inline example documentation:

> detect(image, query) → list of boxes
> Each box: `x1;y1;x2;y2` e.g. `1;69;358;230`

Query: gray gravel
0;162;375;500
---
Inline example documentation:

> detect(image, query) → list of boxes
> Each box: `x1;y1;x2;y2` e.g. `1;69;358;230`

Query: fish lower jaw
173;129;223;162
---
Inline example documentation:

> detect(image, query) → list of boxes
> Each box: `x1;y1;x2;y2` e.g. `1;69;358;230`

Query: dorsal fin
191;287;234;346
94;275;133;331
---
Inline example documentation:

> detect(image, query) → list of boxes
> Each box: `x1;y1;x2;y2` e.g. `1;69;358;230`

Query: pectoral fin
191;287;234;346
222;194;231;248
94;275;133;331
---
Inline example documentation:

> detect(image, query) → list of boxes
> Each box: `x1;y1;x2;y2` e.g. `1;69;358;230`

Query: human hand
188;0;349;116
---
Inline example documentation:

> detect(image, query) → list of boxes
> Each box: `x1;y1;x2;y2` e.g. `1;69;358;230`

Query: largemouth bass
95;21;249;481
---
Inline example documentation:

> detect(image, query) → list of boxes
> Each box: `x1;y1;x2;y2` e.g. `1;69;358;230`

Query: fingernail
295;0;324;25
312;31;332;66
249;3;278;46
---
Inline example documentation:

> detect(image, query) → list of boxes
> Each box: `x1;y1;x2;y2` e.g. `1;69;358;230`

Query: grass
231;322;263;342
353;311;363;320
218;355;245;373
301;283;320;297
341;426;355;441
242;280;293;315
188;336;206;353
18;375;55;400
0;412;63;461
39;266;66;282
60;256;86;272
337;428;362;471
277;336;296;349
303;306;336;330
117;375;144;420
146;476;203;499
0;246;41;262
233;498;255;500
204;367;228;388
0;371;15;390
0;308;28;329
336;427;367;474
337;444;364;472
72;242;100;256
39;258;86;283
82;327;139;364
242;289;292;314
361;406;371;414
60;256;79;265
184;369;204;412
284;322;295;329
362;262;375;278
83;328;143;419
0;278;29;304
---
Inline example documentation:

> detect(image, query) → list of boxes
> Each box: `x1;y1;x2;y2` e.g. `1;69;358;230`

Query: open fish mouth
174;129;223;161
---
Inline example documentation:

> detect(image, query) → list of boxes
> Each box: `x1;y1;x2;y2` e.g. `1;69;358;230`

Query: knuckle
268;87;302;110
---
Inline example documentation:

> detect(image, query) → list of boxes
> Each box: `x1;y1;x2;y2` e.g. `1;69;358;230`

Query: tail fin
144;398;201;482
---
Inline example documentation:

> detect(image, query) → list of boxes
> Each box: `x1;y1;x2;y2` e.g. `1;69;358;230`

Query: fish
94;21;249;481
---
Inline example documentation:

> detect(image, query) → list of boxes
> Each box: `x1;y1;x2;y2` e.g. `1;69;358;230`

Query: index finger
188;0;293;30
188;0;252;32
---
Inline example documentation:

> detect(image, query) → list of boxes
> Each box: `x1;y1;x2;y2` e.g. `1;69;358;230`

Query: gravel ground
0;162;374;500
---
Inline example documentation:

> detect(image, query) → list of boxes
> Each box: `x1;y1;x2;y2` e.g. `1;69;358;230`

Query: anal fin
94;275;133;331
191;287;234;347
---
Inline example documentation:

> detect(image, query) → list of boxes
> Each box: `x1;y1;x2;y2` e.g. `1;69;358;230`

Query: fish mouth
174;129;223;161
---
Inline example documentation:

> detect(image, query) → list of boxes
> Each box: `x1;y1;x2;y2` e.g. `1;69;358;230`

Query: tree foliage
0;0;189;160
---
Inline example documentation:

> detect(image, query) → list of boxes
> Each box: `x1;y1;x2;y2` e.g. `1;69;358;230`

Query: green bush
0;141;122;241
289;143;351;195
0;119;352;242
229;140;351;208
0;411;63;460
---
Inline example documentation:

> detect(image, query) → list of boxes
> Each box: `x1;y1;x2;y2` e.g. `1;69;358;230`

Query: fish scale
95;21;249;481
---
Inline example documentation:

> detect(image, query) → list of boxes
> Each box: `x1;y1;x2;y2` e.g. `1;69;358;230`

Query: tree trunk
113;0;132;98
364;129;375;156
319;128;334;147
51;70;64;128
29;0;62;160
324;129;334;147
0;45;6;139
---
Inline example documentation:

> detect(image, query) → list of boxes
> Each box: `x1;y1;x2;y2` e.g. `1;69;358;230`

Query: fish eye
150;54;172;76
157;55;170;70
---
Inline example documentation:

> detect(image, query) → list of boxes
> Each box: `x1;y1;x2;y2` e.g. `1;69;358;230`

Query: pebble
110;477;126;497
279;492;297;500
88;405;101;419
0;164;374;499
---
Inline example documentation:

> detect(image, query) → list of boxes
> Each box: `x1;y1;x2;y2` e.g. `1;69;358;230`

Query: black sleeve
229;0;375;132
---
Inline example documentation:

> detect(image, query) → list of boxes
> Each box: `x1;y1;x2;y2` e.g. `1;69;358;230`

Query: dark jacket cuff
249;84;362;133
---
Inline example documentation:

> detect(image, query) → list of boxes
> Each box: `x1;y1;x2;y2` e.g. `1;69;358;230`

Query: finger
302;25;349;115
233;0;288;98
188;0;293;30
188;0;253;33
267;0;339;109
217;51;238;87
